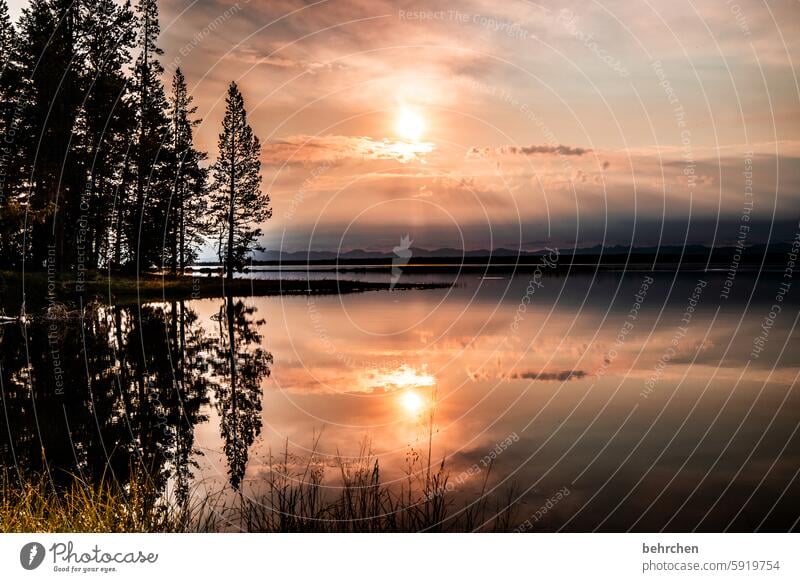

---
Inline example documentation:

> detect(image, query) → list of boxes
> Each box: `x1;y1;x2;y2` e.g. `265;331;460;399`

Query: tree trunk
226;113;236;282
135;11;150;272
226;292;238;478
170;177;179;275
179;182;185;273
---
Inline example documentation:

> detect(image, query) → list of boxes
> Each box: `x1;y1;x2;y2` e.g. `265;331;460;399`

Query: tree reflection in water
0;295;271;502
207;294;272;490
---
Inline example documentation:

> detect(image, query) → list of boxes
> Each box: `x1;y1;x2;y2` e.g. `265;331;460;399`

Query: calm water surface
2;271;798;531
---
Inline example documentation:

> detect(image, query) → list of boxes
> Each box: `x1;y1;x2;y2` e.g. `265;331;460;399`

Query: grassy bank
0;450;517;533
0;270;449;310
0;472;191;533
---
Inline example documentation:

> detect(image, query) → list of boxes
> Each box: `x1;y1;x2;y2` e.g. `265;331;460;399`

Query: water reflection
0;295;271;498
207;296;272;490
2;272;799;531
222;272;800;531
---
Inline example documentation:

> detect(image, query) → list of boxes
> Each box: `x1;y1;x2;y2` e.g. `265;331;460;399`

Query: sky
8;0;800;253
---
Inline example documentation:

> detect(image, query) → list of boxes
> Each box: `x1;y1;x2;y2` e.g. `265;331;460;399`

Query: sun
395;106;426;141
400;390;425;415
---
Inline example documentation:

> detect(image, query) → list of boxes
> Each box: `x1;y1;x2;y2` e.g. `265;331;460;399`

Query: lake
2;269;798;531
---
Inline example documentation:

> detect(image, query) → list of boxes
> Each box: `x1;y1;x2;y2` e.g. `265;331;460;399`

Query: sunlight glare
400;390;425;415
395;106;426;141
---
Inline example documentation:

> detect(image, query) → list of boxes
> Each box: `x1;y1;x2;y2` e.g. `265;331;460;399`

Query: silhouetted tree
128;0;171;271
210;82;271;281
0;0;17;142
79;0;136;269
0;0;21;180
0;0;234;275
166;68;208;274
0;0;26;268
17;0;86;270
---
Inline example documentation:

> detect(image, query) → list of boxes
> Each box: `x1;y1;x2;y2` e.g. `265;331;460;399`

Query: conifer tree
210;82;270;281
18;0;85;270
129;0;171;271
0;0;21;191
0;0;25;267
167;68;208;274
1;0;218;275
79;0;136;269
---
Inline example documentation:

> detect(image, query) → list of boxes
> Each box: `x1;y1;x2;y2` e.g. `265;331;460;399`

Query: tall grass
235;440;517;532
0;444;518;533
0;471;185;532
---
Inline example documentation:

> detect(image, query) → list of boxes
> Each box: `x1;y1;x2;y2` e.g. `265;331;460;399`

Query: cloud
152;0;800;255
467;368;588;382
262;134;435;165
510;370;588;381
232;45;339;73
467;144;591;158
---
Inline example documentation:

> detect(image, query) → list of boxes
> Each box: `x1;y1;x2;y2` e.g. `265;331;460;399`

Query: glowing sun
400;390;425;415
395;107;426;141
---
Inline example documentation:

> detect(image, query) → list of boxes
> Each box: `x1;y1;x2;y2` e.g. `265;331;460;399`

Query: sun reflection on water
369;365;436;417
378;365;436;389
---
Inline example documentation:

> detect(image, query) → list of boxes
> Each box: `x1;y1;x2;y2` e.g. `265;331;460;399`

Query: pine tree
0;0;21;192
167;68;208;274
0;0;26;267
17;0;86;270
3;0;214;275
129;0;171;271
210;82;270;281
0;0;15;88
79;0;137;269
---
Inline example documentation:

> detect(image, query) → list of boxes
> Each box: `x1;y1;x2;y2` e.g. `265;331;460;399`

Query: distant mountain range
243;242;793;263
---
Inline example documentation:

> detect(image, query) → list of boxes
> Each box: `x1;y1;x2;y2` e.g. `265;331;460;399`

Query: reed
0;443;517;533
0;470;183;533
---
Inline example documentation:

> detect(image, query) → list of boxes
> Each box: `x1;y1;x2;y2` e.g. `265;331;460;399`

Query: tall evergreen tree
0;0;21;195
210;82;270;281
166;68;208;274
0;0;16;114
2;0;211;275
79;0;136;269
0;0;26;267
18;0;86;270
129;0;171;271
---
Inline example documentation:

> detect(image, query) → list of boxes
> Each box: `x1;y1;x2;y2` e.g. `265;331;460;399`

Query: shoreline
0;271;450;311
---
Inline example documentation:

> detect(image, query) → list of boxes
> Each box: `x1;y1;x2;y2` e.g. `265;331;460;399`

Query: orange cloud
467;144;591;158
262;134;435;165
